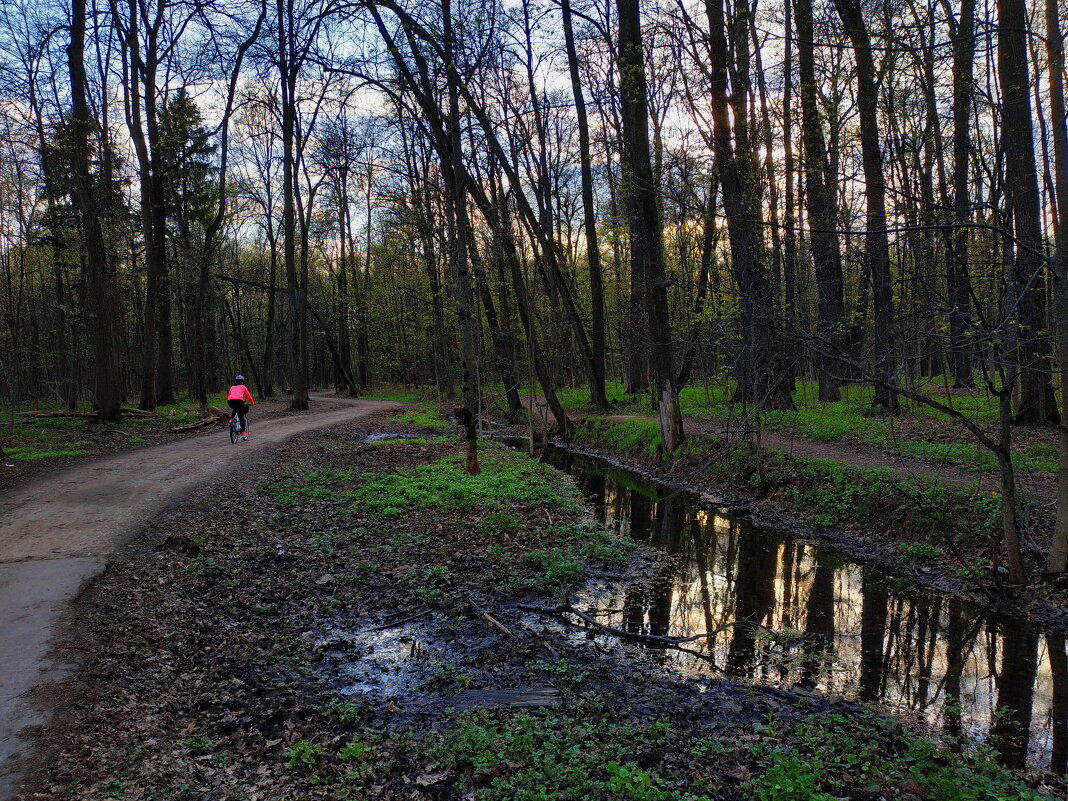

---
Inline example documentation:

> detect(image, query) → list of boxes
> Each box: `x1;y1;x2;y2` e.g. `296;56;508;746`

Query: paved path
0;395;399;799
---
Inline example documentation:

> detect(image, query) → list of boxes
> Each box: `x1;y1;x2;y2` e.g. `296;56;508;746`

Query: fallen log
118;407;162;418
19;411;98;420
21;407;161;420
180;405;230;420
172;416;224;432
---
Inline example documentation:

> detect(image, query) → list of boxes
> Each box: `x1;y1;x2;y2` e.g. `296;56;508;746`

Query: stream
524;441;1068;775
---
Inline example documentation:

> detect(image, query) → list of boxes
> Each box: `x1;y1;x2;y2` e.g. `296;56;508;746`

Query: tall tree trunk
1044;0;1068;573
796;0;845;401
67;0;122;422
701;0;792;411
947;0;977;388
617;0;683;451
999;0;1058;425
831;0;898;412
279;0;308;410
561;0;608;407
443;0;480;474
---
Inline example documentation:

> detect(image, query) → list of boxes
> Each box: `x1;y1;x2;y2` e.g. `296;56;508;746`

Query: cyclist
227;375;255;440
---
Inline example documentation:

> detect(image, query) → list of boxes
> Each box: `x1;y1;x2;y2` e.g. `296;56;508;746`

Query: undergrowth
576;418;1013;546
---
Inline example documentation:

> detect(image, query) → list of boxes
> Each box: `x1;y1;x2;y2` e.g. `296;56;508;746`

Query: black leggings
227;399;249;432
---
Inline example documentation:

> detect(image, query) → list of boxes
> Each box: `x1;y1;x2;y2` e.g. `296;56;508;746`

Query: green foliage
425;710;708;801
283;739;322;772
390;402;450;429
576;418;663;458
782;459;891;526
370;436;451;446
952;558;993;581
338;738;370;762
318;698;362;724
889;541;942;564
182;736;217;754
527;658;589;683
351;451;582;517
747;713;1049;801
185;555;221;575
521;548;583;596
362;386;432;402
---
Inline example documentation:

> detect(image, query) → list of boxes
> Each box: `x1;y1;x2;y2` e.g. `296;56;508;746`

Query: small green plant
522;548;583;595
338;737;370;762
889;541;942;564
478;510;522;535
319;697;362;724
185;555;221;575
99;780;128;799
527;658;589;683
953;558;992;581
182;735;216;754
424;661;474;695
283;739;321;771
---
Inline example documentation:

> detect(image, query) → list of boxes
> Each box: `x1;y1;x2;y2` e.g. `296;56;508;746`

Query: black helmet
234;375;244;383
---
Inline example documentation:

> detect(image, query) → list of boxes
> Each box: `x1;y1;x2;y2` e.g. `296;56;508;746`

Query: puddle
318;625;440;699
523;442;1068;774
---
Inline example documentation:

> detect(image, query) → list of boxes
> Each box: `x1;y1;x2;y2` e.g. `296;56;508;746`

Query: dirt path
0;394;400;799
601;414;1058;505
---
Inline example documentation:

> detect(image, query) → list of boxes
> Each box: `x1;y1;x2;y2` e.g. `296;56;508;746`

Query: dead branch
517;601;778;647
480;610;516;637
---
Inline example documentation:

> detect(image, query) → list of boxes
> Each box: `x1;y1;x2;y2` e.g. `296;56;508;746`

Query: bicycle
228;410;248;444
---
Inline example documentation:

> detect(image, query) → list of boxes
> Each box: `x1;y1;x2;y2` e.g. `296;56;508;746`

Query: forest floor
611;414;1058;505
10;407;1064;801
0;394;401;800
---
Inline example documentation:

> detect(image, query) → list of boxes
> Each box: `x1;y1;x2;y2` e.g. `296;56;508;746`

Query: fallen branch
172;416;223;432
20;411;99;420
481;610;516;637
517;601;778;648
368;608;431;632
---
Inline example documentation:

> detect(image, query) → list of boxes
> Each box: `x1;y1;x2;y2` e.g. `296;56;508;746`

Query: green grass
363;386;437;402
509;376;1056;476
3;446;91;461
390;402;450;429
576;418;1010;542
351;449;583;518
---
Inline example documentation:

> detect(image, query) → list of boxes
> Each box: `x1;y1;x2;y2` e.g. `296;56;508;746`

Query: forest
3;0;1068;577
7;0;1068;796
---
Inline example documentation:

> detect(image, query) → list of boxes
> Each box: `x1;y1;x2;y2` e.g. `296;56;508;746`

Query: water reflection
540;445;1068;774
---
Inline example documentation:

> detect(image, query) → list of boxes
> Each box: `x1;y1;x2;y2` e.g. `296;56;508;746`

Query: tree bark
561;0;608;407
796;0;845;401
831;0;898;412
617;0;683;451
1044;0;1068;572
67;0;123;422
998;0;1058;425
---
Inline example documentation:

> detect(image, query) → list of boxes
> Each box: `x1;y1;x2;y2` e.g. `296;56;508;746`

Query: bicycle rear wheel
229;417;239;444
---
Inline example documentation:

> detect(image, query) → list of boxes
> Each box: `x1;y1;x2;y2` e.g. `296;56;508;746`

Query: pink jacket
228;385;254;404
